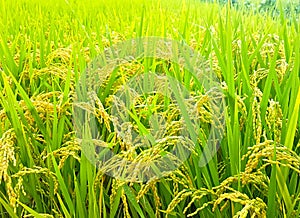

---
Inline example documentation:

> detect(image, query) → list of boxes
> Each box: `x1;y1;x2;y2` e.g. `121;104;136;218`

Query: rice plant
0;0;299;217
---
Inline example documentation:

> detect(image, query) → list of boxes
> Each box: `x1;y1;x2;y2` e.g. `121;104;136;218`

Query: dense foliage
0;0;299;217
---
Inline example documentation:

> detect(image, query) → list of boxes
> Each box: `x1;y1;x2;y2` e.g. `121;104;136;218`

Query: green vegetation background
0;0;299;217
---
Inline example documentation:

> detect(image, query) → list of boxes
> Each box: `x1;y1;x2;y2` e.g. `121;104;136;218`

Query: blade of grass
267;141;277;218
110;186;122;218
17;200;47;218
74;172;86;218
51;154;75;215
0;195;18;218
56;193;71;218
123;184;145;218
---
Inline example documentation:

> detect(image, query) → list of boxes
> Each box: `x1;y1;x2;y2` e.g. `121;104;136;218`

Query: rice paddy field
0;0;299;217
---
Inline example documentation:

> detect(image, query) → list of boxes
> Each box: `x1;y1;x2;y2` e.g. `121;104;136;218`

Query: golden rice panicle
243;140;273;174
240;172;269;195
275;58;288;83
6;166;59;212
214;175;239;195
165;189;193;216
110;179;126;210
233;198;267;218
250;69;269;87
9;176;25;212
265;99;283;143
91;91;111;132
14;91;71;132
121;188;131;218
213;189;267;218
137;180;161;216
101;31;125;48
173;167;194;190
186;200;214;217
210;50;222;79
42;138;81;169
183;189;215;216
248;33;284;71
110;179;118;207
46;47;73;66
136;180;157;201
93;170;105;191
0;108;7;130
252;87;263;144
35;66;66;81
236;95;248;130
117;61;144;81
0;128;17;183
260;34;281;60
0;129;19;211
243;140;300;175
6;177;18;211
12;166;59;195
151;183;162;217
195;94;213;124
